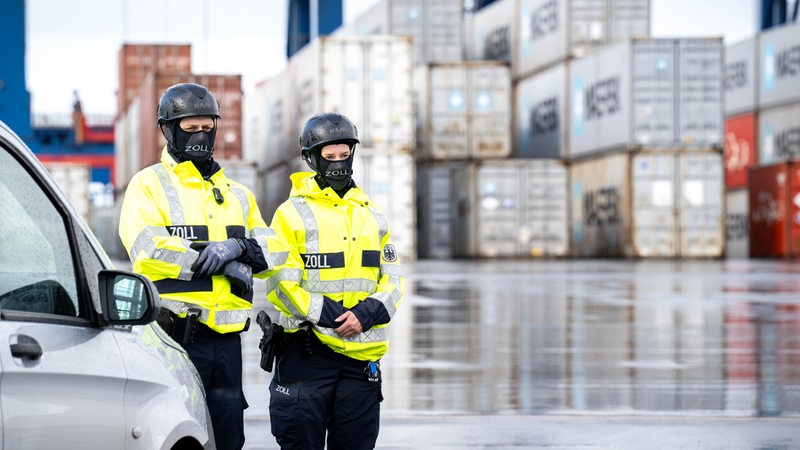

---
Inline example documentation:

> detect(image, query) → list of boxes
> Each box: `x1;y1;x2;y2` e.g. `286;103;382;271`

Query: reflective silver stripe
274;281;325;324
160;299;249;326
153;164;185;224
229;186;250;222
278;315;387;343
215;309;251;325
265;268;303;292
366;204;389;244
131;226;194;281
290;197;320;283
130;226;169;263
252;226;289;269
300;278;377;294
370;274;403;317
381;264;403;276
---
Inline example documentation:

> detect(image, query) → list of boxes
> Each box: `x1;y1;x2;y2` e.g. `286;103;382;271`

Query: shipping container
758;101;800;165
570;149;724;258
414;61;512;160
569;38;724;159
42;162;92;223
245;71;294;170
725;189;749;259
416;161;467;258
724;37;758;117
258;160;298;224
464;0;515;63
114;97;141;190
352;148;417;261
452;159;569;258
758;21;800;110
748;160;800;258
334;0;465;66
288;36;414;152
514;61;568;158
515;0;650;79
724;113;757;189
117;44;191;116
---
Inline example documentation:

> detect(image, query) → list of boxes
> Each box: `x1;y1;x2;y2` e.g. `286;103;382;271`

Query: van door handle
10;334;42;360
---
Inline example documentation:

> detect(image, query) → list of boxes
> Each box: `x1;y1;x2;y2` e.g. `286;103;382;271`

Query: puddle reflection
380;259;800;417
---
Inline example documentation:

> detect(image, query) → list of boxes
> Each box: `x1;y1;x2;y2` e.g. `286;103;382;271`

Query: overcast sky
24;0;757;117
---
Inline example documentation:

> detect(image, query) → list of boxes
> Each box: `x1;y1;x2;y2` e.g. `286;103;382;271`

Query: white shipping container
352;148;417;261
335;0;465;66
514;61;568;158
759;20;800;109
464;0;515;62
724;37;758;117
570;149;724;258
288;36;414;152
452;159;569;258
516;0;650;79
758;101;800;164
245;70;293;170
569;38;724;159
415;61;512;160
43;162;92;223
726;189;749;259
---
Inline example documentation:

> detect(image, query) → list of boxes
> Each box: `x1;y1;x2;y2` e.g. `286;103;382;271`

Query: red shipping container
748;161;800;257
724;113;757;189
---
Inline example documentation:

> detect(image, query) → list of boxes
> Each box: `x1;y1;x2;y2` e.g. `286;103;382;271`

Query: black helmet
300;112;360;155
157;83;220;127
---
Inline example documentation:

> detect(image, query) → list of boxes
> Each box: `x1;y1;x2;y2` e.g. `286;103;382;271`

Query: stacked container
334;0;465;66
723;37;758;258
570;150;725;258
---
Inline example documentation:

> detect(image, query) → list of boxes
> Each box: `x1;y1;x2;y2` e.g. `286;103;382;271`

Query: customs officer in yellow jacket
119;82;287;450
265;112;405;450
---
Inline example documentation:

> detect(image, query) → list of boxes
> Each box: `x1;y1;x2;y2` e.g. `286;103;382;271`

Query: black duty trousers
183;329;247;450
269;331;382;450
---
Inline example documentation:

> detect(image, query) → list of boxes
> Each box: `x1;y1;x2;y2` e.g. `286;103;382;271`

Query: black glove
223;261;253;293
191;239;244;277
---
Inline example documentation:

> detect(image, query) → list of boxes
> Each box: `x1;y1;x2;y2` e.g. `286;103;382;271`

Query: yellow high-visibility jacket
119;148;287;333
265;171;405;361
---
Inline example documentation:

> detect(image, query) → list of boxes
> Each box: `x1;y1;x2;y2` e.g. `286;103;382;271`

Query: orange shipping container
117;44;192;116
724;113;757;189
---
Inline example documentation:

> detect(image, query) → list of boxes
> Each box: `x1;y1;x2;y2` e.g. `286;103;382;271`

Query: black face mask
317;153;354;191
165;121;217;165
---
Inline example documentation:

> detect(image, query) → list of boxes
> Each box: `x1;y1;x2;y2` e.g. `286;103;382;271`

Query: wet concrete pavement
117;258;800;448
240;258;800;449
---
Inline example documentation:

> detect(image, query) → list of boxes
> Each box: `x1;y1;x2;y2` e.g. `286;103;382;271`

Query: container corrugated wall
353;149;417;261
724;37;757;117
514;61;568;158
335;0;465;66
288;36;414;153
451;159;569;258
748;160;800;258
414;61;512;160
245;72;293;170
568;38;723;159
515;0;650;79
758;101;800;164
570;149;724;258
758;21;800;110
726;189;749;259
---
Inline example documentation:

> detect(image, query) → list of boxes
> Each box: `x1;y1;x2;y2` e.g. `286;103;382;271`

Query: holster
257;310;285;372
156;307;202;344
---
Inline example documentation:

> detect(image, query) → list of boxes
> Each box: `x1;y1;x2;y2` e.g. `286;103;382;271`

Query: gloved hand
223;261;253;293
191;238;244;277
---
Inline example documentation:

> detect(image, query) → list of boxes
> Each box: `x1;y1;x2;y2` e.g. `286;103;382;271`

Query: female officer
264;112;405;450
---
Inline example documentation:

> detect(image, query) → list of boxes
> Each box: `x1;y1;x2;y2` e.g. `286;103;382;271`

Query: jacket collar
289;171;367;204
